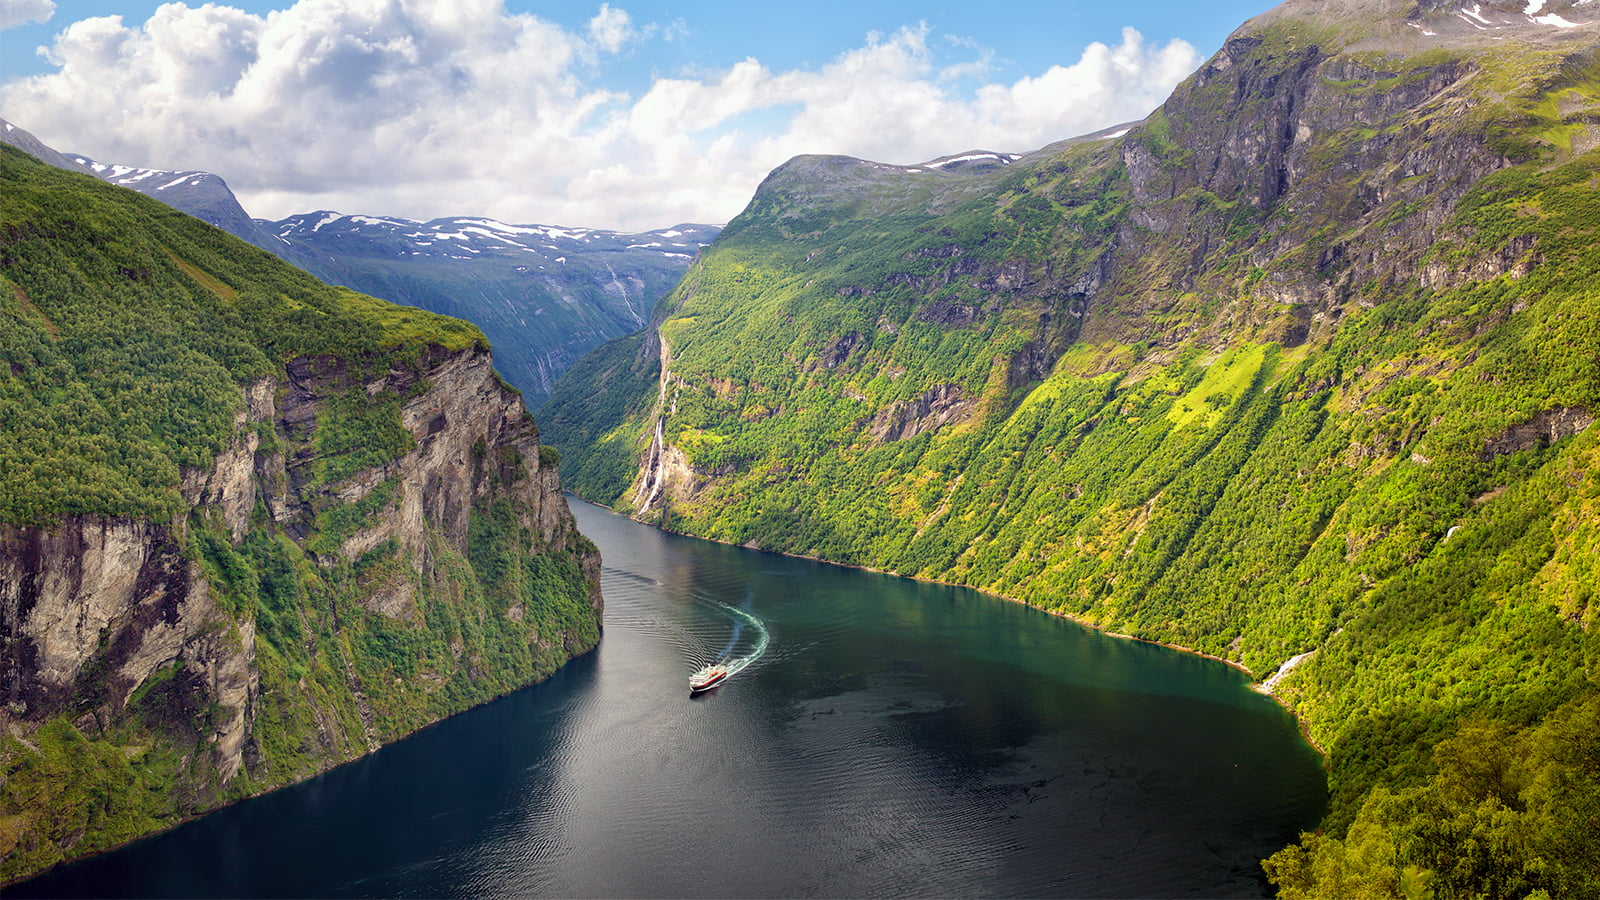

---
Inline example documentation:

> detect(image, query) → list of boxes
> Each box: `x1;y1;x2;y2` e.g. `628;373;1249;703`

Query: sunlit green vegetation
0;146;598;884
0;144;486;526
543;25;1600;897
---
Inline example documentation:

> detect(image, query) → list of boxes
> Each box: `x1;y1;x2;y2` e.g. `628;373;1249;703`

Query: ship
690;663;730;693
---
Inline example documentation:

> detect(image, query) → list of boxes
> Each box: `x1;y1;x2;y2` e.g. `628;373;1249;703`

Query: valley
3;0;1599;895
541;1;1600;894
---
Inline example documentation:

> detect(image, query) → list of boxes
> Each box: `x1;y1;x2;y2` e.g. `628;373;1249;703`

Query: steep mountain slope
0;117;719;405
542;0;1600;893
69;152;318;264
263;212;719;403
0;119;95;178
0;145;602;884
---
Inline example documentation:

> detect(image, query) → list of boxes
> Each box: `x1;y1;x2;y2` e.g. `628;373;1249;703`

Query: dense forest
541;4;1600;894
0;146;600;883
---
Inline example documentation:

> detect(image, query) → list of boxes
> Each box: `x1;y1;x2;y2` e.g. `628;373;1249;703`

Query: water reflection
15;500;1324;899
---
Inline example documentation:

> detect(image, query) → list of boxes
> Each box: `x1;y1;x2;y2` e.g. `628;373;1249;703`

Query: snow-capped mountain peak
263;212;718;263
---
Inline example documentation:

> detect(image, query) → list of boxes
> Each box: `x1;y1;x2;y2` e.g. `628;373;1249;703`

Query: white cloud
588;3;633;54
0;1;1199;231
0;0;54;31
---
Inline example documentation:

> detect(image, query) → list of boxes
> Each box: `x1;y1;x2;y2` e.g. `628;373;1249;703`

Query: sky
0;0;1275;231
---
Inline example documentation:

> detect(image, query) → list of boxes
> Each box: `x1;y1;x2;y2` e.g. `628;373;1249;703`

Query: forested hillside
0;145;601;883
541;1;1600;893
0;117;719;408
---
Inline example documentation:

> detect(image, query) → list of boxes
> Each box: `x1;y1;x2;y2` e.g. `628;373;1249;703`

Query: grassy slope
542;17;1600;897
0;144;483;526
0;147;599;882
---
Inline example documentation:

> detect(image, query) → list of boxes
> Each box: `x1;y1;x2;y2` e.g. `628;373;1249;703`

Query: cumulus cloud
0;0;55;31
587;3;633;54
0;0;1199;231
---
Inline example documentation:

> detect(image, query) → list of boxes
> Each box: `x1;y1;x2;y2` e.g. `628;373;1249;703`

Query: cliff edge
0;145;602;883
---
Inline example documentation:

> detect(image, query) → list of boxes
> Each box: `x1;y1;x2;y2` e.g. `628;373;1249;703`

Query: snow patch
1102;127;1131;140
103;165;162;184
451;217;570;238
1462;3;1492;23
925;152;1014;169
1535;12;1580;25
310;212;344;232
1525;0;1546;13
351;215;412;227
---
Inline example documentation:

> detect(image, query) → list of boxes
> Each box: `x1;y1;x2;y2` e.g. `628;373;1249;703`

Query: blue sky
2;2;1274;87
0;0;1276;229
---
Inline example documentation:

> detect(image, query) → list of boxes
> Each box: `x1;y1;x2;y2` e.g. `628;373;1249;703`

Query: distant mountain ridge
0;119;95;176
0;116;719;404
257;211;719;401
67;151;321;265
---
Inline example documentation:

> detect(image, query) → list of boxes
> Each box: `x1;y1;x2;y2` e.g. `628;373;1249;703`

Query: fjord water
20;501;1325;898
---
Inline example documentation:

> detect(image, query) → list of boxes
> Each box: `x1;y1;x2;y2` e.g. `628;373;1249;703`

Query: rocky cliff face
1;341;600;877
0;146;601;884
1;517;257;780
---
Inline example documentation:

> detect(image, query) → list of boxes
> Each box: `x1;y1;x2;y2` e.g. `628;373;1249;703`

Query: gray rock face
1481;407;1596;460
0;342;598;790
0;517;258;782
866;384;978;443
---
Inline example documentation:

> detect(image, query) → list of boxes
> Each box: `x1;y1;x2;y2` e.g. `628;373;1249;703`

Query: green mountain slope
542;1;1600;893
0;145;601;883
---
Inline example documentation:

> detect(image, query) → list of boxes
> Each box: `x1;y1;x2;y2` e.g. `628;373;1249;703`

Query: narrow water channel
17;499;1326;898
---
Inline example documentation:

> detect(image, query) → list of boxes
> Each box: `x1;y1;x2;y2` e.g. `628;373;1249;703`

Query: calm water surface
18;500;1326;898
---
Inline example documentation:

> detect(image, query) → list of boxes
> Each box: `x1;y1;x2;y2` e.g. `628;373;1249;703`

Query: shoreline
2;640;602;890
568;492;1330;760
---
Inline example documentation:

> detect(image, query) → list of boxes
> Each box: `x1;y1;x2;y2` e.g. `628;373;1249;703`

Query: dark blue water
15;500;1326;898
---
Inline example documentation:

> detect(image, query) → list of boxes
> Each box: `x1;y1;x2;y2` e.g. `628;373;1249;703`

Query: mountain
0;116;719;405
0;144;602;884
541;0;1600;894
0;119;96;177
261;212;720;403
71;154;311;259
